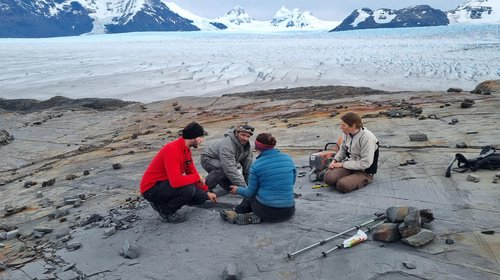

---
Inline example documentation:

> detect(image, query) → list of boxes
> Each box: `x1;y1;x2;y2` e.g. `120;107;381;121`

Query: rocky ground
0;81;499;280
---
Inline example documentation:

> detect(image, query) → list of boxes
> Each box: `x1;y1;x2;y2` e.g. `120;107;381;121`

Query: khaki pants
324;168;373;193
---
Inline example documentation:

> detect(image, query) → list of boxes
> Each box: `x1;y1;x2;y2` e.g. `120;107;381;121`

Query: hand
207;192;217;203
229;185;238;195
329;161;343;169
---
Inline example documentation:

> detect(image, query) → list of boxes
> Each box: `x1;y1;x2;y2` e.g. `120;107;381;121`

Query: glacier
0;24;498;103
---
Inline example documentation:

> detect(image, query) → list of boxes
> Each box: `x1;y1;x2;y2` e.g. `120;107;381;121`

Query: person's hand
329;161;343;169
229;185;238;195
328;160;337;169
207;192;217;203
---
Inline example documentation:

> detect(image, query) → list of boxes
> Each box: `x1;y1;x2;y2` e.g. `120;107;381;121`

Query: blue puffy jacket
237;149;296;208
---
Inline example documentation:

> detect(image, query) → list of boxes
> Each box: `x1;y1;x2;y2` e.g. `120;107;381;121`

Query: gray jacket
201;129;253;186
334;127;378;171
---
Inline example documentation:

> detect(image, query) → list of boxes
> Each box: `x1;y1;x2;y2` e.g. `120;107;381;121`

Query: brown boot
220;210;238;224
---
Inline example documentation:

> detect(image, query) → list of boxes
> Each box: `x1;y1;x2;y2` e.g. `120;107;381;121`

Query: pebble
445;238;454;244
403;262;416;269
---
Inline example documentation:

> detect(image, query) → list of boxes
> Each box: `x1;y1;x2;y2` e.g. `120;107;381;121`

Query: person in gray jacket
324;112;379;193
201;124;254;192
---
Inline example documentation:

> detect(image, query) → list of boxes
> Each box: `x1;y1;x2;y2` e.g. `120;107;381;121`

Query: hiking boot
234;213;261;225
219;210;238;223
160;212;188;223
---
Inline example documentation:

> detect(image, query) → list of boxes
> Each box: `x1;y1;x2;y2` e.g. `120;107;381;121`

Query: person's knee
324;170;337;186
336;179;357;193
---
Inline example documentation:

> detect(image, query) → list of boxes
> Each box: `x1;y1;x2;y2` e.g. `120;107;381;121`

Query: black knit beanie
182;122;205;139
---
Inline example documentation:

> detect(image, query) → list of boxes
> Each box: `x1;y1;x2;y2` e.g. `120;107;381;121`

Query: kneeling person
140;122;217;223
223;133;296;225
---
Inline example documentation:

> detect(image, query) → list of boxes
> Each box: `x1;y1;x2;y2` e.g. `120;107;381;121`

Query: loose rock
372;223;401;242
401;229;435;247
466;174;480;183
409;134;428;142
403;262;417;269
112;163;123;170
222;262;242;280
120;240;140;259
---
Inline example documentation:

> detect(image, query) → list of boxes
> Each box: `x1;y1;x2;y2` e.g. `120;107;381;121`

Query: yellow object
311;184;329;189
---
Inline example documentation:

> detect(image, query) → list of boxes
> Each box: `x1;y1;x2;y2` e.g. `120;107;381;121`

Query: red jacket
140;137;207;194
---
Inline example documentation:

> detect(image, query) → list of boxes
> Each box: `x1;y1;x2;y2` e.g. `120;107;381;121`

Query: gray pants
324;168;373;193
200;156;232;191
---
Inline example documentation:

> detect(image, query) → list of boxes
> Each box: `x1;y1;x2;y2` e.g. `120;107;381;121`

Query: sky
173;0;467;21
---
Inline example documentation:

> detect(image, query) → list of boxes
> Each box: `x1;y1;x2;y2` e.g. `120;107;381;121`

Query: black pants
201;156;232;191
143;180;208;215
235;197;295;223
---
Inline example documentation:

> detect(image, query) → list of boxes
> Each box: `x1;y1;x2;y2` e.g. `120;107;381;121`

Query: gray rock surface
0;85;499;279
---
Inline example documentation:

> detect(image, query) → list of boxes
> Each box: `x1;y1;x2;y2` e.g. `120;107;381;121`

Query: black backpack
446;146;500;177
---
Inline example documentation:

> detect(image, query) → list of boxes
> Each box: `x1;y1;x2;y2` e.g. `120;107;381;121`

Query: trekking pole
321;220;386;257
286;214;386;259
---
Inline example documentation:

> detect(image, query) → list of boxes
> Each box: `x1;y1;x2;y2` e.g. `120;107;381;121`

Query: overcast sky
173;1;466;21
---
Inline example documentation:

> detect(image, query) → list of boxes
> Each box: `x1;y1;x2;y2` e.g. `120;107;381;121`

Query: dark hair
182;122;205;139
340;112;363;129
256;133;276;146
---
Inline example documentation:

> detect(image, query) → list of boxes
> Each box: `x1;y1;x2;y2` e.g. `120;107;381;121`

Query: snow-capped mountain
0;0;199;38
270;6;335;29
448;0;500;23
218;5;254;25
332;5;449;32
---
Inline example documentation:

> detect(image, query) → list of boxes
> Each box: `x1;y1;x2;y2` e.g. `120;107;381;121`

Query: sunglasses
241;124;254;132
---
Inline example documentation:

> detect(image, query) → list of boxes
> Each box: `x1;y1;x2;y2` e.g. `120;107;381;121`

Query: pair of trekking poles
286;213;387;259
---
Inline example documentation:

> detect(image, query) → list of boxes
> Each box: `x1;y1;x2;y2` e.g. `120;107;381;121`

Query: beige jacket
334;127;378;171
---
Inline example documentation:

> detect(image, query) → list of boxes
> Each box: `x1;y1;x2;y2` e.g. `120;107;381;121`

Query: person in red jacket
140;122;217;223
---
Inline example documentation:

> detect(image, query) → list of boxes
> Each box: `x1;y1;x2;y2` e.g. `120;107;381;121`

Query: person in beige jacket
324;112;379;193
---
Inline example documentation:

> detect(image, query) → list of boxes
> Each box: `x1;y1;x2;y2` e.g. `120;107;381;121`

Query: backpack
445;146;500;177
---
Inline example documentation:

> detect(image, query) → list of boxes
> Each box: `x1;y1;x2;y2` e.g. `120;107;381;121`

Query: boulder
386;206;418;223
472;79;500;95
372;223;402;242
0;130;15;146
398;208;422;238
401;229;435;247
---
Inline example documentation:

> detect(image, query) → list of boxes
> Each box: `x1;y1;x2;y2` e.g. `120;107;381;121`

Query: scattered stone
473;80;500;95
398;209;422;238
401;229;435;247
131;133;139;139
449;118;459;125
36;191;43;198
33;227;53;238
6;229;19;240
23;181;36;188
62;263;75;271
466;131;478;134
456;142;468;148
406;159;417;165
104;227;117;237
3;205;27;217
460;99;475;109
0;261;7;272
372;223;402;242
222;262;242;280
466;174;480;183
409;134;428;142
112;163;122;170
402;262;417;269
48;209;70;220
80;214;103;226
447;88;463;93
293;192;302;198
65;174;78;180
42;178;56;187
445;238;454;244
56;270;80;280
120;240;140;259
419;209;435;224
481;230;495;235
496;172;500;179
386;207;418;223
83;170;90;176
0;130;15;146
66;242;82;251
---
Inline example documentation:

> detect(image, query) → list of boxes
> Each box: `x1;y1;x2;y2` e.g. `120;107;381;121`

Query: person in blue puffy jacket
224;132;296;224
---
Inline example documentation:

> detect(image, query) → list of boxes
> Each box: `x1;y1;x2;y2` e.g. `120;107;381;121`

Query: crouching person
324;112;379;193
140;122;217;223
221;133;296;225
